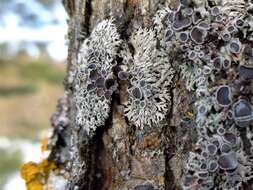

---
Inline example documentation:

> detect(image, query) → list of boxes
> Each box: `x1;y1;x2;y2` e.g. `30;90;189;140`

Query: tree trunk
42;0;253;190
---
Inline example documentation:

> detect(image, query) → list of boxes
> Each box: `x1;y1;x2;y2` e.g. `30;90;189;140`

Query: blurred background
0;0;68;189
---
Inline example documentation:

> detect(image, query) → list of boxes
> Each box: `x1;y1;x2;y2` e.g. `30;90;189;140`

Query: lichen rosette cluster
154;0;253;189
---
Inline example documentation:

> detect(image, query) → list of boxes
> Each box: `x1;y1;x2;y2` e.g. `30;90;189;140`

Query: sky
0;0;68;61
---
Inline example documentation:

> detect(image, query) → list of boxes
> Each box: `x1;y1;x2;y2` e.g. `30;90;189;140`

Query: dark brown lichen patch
239;65;253;80
216;85;232;107
190;26;207;44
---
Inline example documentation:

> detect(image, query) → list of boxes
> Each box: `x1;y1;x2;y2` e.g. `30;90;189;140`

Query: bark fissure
165;83;177;190
83;0;92;36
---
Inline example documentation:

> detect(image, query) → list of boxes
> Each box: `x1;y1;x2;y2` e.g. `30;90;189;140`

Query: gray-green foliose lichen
74;18;175;134
154;0;253;189
124;28;174;128
74;19;122;135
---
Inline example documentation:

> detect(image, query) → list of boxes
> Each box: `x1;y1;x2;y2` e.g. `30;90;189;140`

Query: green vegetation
19;61;65;84
0;85;37;97
0;54;65;139
0;148;22;189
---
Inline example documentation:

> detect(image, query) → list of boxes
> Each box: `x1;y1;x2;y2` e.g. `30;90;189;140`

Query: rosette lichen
74;19;122;135
125;28;174;128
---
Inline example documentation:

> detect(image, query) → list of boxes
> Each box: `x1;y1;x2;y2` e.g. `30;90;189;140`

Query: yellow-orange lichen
186;111;194;118
21;159;57;190
21;162;40;182
26;180;43;190
40;137;49;152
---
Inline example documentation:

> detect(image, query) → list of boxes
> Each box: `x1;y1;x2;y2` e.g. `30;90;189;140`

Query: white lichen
74;19;122;135
125;28;174;128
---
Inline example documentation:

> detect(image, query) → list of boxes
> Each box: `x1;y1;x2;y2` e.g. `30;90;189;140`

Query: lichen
154;0;253;189
74;19;122;135
124;28;174;128
21;159;57;190
50;94;69;130
40;137;49;152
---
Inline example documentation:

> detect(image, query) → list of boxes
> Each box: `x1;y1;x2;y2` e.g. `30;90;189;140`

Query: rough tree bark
24;0;253;190
59;1;185;189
